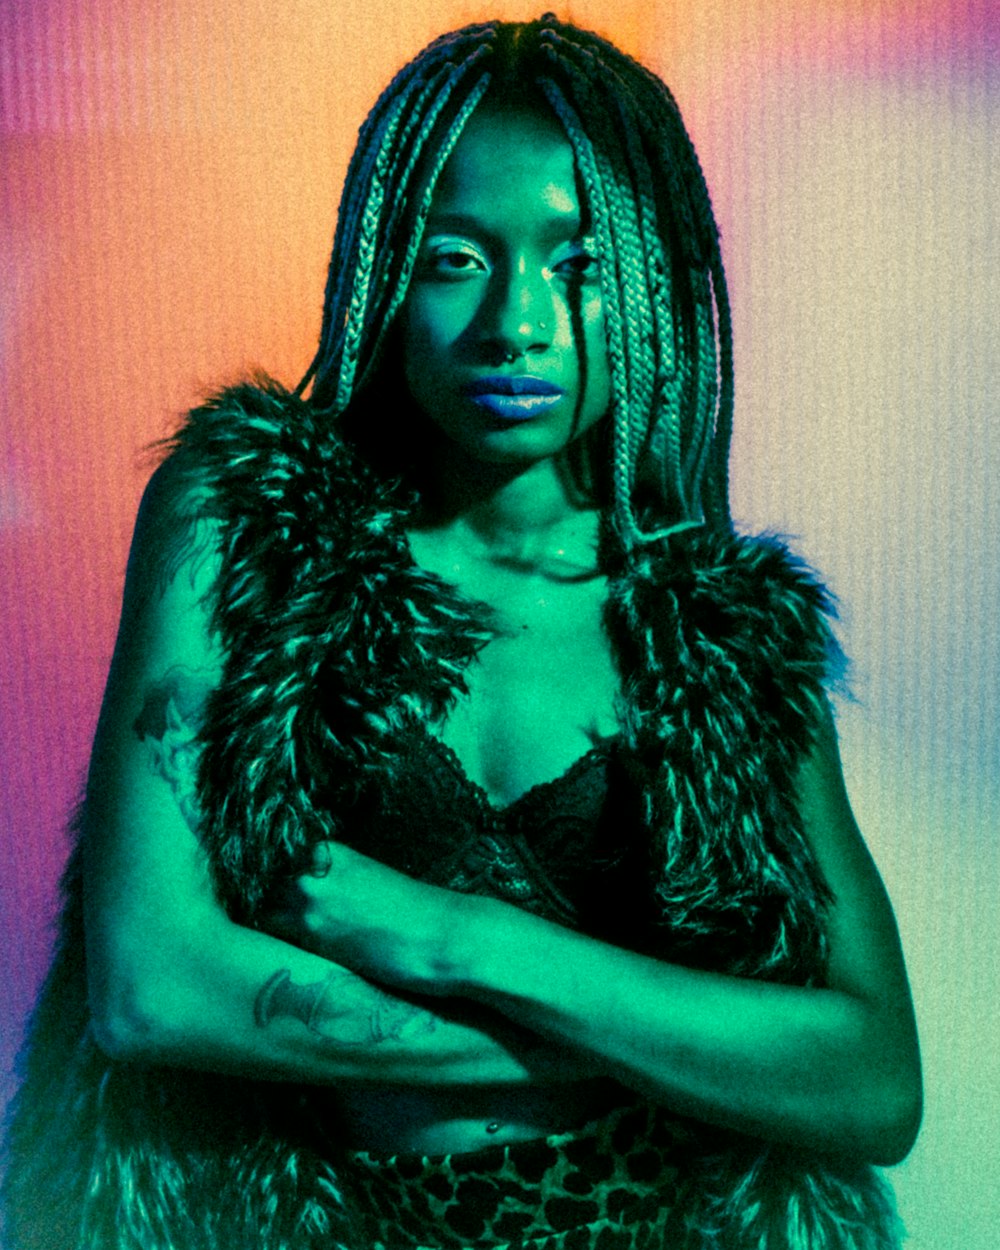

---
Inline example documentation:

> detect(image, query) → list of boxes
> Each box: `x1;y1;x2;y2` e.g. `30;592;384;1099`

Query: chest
431;572;621;807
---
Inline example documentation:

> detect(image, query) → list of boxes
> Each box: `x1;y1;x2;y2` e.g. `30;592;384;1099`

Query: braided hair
299;15;734;547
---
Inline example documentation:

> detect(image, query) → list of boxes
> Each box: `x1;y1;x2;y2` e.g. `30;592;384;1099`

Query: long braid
297;80;412;397
538;27;717;541
703;260;735;528
602;26;732;534
617;45;729;535
376;75;491;340
333;62;461;407
302;30;494;411
625;54;734;530
541;34;671;542
540;81;644;548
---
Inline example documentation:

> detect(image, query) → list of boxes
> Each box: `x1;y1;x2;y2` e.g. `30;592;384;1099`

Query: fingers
309;841;335;878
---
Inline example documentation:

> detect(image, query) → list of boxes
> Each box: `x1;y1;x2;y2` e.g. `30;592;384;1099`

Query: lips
462;375;566;421
464;376;565;397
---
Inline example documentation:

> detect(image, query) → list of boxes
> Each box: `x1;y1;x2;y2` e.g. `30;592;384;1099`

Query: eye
419;238;488;280
553;240;601;283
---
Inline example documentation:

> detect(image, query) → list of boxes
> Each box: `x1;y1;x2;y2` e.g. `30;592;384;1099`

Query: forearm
91;908;585;1087
448;897;919;1162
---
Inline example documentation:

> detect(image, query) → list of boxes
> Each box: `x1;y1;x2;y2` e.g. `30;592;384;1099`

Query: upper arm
83;460;230;1044
794;701;922;1120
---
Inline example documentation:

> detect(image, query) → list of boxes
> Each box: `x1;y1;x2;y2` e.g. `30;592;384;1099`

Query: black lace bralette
339;722;655;946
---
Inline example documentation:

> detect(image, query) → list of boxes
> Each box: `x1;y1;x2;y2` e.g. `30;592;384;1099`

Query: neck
413;447;597;567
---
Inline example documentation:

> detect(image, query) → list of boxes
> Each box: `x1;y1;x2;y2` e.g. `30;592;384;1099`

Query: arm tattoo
254;968;436;1047
133;666;214;832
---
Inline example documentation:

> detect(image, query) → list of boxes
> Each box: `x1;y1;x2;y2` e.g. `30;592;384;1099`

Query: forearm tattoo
254;968;436;1047
133;666;213;831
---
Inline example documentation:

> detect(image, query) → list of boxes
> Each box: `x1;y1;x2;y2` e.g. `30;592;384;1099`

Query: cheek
399;294;468;418
401;288;477;359
399;302;438;403
399;301;430;369
582;297;612;403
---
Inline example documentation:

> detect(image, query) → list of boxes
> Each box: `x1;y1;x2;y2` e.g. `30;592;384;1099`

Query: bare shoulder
88;457;226;835
118;457;224;637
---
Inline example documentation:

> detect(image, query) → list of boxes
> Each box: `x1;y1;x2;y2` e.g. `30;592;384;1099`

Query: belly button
485;1121;501;1135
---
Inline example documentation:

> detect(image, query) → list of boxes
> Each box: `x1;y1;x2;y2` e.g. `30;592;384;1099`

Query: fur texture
2;384;901;1249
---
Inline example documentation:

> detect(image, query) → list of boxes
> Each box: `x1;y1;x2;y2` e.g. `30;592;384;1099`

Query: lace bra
339;722;657;946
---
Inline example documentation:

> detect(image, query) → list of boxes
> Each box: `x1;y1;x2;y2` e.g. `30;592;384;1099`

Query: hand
261;842;468;994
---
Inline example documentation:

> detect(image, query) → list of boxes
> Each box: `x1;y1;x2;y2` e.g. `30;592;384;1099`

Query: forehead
428;104;581;225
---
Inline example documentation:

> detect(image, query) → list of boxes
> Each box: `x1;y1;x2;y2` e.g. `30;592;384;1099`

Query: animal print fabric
336;1101;696;1249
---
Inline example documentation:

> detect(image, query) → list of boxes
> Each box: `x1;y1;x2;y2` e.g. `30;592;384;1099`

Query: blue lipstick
463;376;566;421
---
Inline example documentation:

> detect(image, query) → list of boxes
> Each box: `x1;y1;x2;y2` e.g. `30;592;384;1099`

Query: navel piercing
485;1121;501;1134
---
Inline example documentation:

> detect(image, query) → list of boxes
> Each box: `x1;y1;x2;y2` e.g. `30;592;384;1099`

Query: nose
477;256;553;361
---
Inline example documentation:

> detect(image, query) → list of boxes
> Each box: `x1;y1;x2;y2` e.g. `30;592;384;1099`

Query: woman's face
400;103;611;469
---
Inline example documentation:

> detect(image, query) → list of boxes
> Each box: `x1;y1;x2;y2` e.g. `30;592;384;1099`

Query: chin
462;436;573;470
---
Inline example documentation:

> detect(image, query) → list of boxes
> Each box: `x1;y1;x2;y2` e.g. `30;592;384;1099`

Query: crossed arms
83;465;921;1162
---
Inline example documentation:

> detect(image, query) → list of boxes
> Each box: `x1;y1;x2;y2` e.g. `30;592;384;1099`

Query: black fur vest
2;383;901;1248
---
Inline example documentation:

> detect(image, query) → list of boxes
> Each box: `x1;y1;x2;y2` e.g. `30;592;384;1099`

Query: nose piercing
500;320;546;364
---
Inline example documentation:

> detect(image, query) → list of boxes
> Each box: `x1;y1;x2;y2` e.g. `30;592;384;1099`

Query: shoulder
168;377;367;516
611;526;842;704
128;380;313;575
631;527;836;630
127;456;220;602
111;457;225;696
120;380;358;640
162;378;387;582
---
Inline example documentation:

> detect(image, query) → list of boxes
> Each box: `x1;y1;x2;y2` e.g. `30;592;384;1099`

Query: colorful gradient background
1;2;996;1245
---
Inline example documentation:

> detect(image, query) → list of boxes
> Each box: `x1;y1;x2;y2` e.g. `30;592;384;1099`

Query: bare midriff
330;1077;627;1155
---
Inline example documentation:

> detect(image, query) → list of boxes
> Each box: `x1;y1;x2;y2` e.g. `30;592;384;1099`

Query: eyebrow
422;209;589;240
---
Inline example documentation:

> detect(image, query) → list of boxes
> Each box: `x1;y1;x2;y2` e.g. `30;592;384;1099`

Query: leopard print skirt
335;1101;696;1250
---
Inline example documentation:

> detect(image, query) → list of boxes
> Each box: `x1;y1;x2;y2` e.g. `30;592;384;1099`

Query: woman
2;16;920;1250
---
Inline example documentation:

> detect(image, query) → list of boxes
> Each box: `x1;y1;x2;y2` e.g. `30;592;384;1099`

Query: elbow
803;1017;923;1164
85;908;224;1064
88;968;174;1064
837;996;923;1166
866;1080;923;1167
847;1056;923;1166
87;948;183;1064
89;990;159;1063
871;1026;923;1166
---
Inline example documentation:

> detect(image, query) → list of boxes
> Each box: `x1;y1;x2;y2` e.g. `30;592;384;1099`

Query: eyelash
424;247;485;275
420;244;600;282
555;251;600;281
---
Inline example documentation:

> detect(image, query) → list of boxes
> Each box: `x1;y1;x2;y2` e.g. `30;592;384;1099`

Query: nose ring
499;320;545;363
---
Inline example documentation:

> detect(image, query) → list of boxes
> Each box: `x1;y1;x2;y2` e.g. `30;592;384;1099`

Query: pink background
2;3;996;1246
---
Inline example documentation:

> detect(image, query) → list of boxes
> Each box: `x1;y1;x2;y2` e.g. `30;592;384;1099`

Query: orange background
2;4;996;1245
